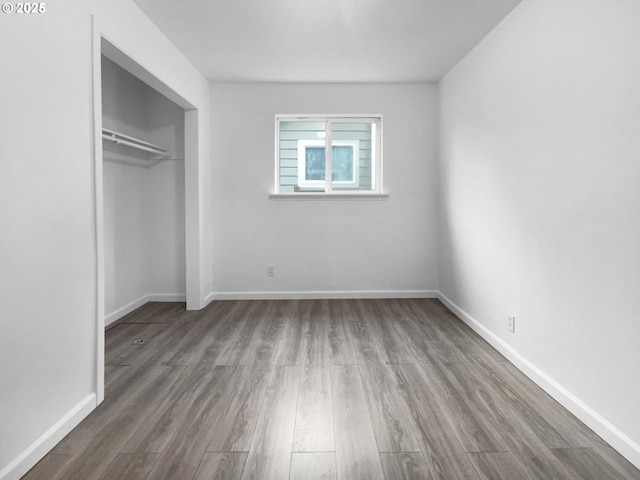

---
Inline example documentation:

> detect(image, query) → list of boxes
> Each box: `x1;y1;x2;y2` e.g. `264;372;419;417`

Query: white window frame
297;139;360;190
274;114;383;196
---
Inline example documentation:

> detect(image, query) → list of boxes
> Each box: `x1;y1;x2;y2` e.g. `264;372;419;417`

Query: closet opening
93;34;202;403
101;51;186;328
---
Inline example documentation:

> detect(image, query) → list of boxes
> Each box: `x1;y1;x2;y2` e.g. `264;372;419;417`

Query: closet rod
102;128;169;156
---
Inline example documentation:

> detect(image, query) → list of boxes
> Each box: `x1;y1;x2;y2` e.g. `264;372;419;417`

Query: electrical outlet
507;313;515;333
267;265;275;277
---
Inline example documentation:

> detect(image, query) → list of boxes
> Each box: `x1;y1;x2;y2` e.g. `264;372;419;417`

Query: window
276;115;382;194
297;140;359;189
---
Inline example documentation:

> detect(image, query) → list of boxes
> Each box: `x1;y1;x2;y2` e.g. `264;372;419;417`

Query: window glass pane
278;121;326;193
305;147;325;181
331;146;354;182
331;122;373;191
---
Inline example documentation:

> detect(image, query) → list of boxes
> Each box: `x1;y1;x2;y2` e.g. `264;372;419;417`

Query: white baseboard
0;394;96;480
105;293;186;327
204;290;216;307
437;291;640;470
208;289;439;301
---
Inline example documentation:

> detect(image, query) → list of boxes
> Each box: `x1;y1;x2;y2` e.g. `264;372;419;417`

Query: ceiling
132;0;522;83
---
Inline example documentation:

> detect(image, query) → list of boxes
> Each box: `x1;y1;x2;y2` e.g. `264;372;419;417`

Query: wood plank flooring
23;299;640;480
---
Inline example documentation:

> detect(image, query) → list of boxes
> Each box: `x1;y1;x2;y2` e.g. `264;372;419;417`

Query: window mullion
325;120;332;193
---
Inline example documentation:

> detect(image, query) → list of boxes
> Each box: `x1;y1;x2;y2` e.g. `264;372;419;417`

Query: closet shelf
102;128;183;161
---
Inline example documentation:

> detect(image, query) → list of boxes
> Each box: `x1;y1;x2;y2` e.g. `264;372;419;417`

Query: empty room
1;0;639;479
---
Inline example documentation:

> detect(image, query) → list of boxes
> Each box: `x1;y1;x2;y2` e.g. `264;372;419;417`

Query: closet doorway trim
91;16;204;405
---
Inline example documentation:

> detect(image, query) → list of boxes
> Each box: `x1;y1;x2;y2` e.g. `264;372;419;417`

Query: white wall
102;57;186;324
103;160;149;316
0;1;210;478
439;0;640;466
210;83;439;298
102;161;186;322
0;3;96;477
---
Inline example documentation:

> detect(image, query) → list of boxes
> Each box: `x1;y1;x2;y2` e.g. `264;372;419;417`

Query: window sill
269;193;389;201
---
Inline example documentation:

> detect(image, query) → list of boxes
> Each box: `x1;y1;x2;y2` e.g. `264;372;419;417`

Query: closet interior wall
101;55;186;326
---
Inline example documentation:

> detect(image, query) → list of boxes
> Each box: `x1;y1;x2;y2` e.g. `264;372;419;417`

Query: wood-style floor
23;299;640;480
